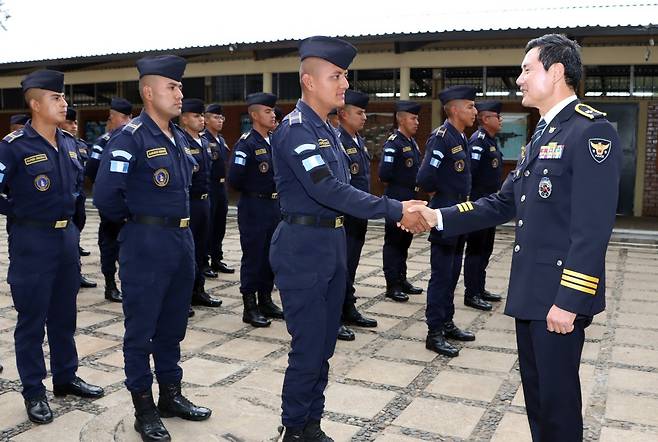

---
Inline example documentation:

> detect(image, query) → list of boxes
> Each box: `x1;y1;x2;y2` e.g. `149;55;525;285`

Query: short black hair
525;34;582;91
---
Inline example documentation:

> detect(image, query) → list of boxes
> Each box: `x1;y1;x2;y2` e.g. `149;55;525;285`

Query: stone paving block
614;327;658;346
485;314;516;331
95;321;125;338
0;391;30;431
605;393;658;427
248;320;291;341
45;365;124;390
194;313;247;333
375;432;426;442
466;330;517;350
325;382;397;418
346;359;424;388
352;284;385;298
608;367;658;394
74;334;120;357
96;350;125;368
180;329;221;352
448;348;517;373
363;315;402;332
612;346;658;369
399;321;427;339
393;397;485;438
491;412;532;442
618;300;658;315
232;368;284;395
0;316;16;330
366;301;423;318
376;339;437;362
179;357;244;386
11;410;95;442
333;332;378;352
616;312;658;330
206;337;281;361
426;370;504;402
320;420;362;442
600;426;658;442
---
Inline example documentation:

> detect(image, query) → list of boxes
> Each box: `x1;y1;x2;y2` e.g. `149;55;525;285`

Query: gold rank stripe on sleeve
24;153;48;165
560;269;599;295
146;147;168;158
456;201;474;213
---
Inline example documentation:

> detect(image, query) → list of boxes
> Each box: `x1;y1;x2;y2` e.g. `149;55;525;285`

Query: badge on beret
538;177;552;199
153;168;170;187
350;162;359;175
259;161;269;173
454;159;465;172
589;138;611;163
34;174;50;191
405;158;414;168
491;158;499;168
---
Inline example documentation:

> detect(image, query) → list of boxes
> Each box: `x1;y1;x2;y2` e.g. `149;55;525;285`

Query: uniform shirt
438;100;621;319
378;129;421;195
93;111;196;222
469;127;503;196
182;131;212;196
201;130;230;185
0;123;81;221
227;129;276;195
339;126;370;193
271;100;402;221
85;126;124;182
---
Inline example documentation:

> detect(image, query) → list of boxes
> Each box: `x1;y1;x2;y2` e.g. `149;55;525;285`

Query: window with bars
273;72;301;100
211;74;263;103
410;68;432;98
0;88;24;110
585;65;631;97
485;66;521;97
444;67;483;93
351;69;399;100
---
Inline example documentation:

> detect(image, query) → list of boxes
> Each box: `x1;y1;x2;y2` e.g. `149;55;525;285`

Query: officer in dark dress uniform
202;104;234;275
228;92;283;327
86;97;133;302
9;114;29;132
463;101;504;308
179;98;222;310
337;89;378;342
421;34;622;442
60;108;98;289
94;55;211;442
416;85;479;357
379;100;424;302
271;36;428;441
0;70;104;425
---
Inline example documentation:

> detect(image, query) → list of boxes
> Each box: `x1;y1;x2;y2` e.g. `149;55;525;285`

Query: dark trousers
270;223;346;429
425;236;466;332
98;213;124;277
464;226;496;295
190;198;211;288
515;318;589;442
208;183;228;264
382;219;413;284
343;215;367;309
119;223;195;393
9;224;80;399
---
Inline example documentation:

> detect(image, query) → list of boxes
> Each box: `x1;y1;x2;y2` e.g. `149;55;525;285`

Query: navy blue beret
344;89;369;110
395;100;421;115
10;114;29;125
66;108;77;121
274;106;284;121
475;101;502;113
246;92;277;108
299;36;357;70
181;98;205;114
136;55;186;81
110;97;132;116
439;85;477;104
205;103;224;115
21;69;65;93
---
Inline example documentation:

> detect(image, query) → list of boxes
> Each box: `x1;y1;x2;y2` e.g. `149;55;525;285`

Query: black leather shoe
202;268;218;279
444;321;475;341
80;275;97;289
104;274;122;302
53;376;104;398
425;330;459;357
188;307;195;318
25;396;53;424
337;325;355;341
482;289;502;302
303;419;334;441
191;290;222;307
157;383;211;421
343;304;377;328
279;426;304;441
79;246;91;257
399;279;423;295
385;284;409;303
242;294;271;327
131;390;171;442
211;260;235;274
258;292;284;319
464;294;492;311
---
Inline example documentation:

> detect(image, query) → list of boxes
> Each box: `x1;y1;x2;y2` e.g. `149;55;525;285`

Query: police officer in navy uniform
271;36;428;441
94;55;211;442
0;69;104;425
201;104;234;275
86;97;133;302
228;92;283;327
410;34;621;442
179;98;222;311
416;85;479;357
337;89;378;341
9;114;29;132
463;101;505;308
379;100;424;302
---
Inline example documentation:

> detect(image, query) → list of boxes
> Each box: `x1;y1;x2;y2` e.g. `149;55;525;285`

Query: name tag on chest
538;142;564;160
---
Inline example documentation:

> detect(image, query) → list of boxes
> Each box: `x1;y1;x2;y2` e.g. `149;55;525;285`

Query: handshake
397;200;438;234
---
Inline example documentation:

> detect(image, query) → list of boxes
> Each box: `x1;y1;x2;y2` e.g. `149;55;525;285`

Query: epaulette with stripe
434;126;447;138
239;131;250;141
387;133;397;141
101;132;111;141
3;129;24;143
123;117;143;134
574;103;606;120
287;110;303;126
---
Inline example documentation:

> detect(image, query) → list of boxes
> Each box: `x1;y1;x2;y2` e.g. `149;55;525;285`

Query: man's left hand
546;304;577;334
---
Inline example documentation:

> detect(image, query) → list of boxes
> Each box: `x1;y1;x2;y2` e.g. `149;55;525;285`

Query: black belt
190;192;209;200
243;191;278;200
434;191;469;202
282;214;344;229
12;217;72;229
131;215;190;228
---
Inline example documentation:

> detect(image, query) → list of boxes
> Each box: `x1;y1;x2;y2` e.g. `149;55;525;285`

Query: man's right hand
399;200;430;233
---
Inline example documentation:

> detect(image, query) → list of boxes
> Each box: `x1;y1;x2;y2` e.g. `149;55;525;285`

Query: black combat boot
242;293;271;327
303;419;334;441
131;390;170;442
258;292;284;319
104;274;122;302
157;383;211;421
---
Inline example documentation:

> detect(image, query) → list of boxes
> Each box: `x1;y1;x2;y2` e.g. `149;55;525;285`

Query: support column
431;68;444;129
399;66;410;100
263;72;273;93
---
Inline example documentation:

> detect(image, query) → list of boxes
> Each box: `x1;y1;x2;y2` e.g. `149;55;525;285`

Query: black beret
205;103;224;115
136;55;186;81
274;106;284;121
21;69;65;93
110;97;133;116
299;36;357;70
65;108;77;121
246;92;277;108
10;114;29;125
395;100;421;115
439;85;477;104
344;89;369;110
181;98;205;114
475;101;502;113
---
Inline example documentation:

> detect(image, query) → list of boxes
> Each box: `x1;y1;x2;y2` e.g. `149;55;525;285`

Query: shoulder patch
575;103;606;120
240;132;250;140
123;117;143;134
101;132;111;141
387;133;397;141
3;129;24;143
477;131;486;140
434;126;447;137
287;111;303;126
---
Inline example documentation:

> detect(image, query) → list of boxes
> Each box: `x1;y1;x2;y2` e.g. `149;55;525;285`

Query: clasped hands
397;200;438;234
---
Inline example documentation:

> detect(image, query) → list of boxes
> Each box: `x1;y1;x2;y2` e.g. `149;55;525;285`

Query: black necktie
529;118;547;156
